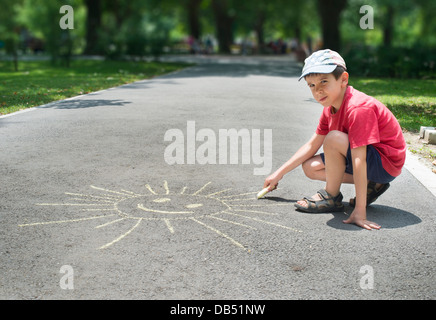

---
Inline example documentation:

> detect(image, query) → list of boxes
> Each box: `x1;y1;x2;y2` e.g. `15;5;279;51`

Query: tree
415;0;436;46
186;0;203;40
16;0;82;65
84;0;102;54
317;0;347;51
0;0;21;70
211;0;235;53
377;0;424;47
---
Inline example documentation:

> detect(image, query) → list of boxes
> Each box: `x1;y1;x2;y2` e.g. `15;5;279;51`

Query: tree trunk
211;0;234;54
254;11;266;53
317;0;347;52
383;5;394;47
84;0;102;54
187;0;202;40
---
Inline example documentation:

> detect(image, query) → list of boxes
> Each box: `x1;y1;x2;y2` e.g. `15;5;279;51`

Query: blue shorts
320;145;395;184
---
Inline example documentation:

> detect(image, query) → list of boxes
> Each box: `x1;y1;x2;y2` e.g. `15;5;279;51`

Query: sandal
295;189;344;213
349;181;390;207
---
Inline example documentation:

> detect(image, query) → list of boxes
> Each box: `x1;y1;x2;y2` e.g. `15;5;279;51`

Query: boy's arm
351;146;367;209
344;145;381;230
264;133;325;190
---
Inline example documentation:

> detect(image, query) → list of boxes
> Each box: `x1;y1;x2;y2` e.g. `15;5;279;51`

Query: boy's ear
341;71;349;87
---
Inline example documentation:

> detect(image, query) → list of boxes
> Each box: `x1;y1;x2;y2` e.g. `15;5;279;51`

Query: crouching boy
264;49;406;230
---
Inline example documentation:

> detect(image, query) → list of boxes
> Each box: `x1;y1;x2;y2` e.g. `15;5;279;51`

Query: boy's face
305;72;349;109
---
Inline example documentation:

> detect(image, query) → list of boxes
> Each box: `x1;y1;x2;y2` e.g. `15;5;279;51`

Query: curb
404;150;436;197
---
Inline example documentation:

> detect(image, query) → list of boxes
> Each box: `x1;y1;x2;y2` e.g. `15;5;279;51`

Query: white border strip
404;150;436;197
0;93;85;119
0;107;38;119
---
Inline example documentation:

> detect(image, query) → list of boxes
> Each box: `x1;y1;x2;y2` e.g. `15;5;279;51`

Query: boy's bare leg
302;155;354;184
323;130;350;196
297;130;350;206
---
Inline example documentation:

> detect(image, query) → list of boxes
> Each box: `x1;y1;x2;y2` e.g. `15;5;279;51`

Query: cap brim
298;64;338;81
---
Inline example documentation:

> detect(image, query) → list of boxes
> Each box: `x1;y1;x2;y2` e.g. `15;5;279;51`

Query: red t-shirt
316;86;406;177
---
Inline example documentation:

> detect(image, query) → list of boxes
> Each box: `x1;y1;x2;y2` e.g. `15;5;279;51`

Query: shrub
342;45;436;78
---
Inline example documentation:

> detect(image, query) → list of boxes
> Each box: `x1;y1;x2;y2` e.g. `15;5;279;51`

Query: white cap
299;49;347;81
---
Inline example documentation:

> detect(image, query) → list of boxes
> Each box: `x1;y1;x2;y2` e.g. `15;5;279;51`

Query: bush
342;45;436;78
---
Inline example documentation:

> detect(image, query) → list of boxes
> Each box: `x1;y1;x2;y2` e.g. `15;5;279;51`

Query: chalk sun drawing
19;181;301;251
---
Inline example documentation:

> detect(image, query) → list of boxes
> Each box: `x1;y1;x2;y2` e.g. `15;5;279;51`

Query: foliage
343;45;436;78
96;0;178;60
0;0;435;62
14;0;86;66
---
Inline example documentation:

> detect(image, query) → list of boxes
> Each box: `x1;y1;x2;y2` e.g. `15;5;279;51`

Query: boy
263;49;406;230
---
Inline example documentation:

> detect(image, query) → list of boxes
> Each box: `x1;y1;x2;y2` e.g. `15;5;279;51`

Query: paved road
0;55;434;300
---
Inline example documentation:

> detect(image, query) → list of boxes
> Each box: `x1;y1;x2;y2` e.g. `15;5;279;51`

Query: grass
409;144;436;159
0;59;190;115
350;77;436;132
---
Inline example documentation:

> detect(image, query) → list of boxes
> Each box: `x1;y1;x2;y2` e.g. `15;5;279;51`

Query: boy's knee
302;157;322;179
324;130;349;150
302;159;312;178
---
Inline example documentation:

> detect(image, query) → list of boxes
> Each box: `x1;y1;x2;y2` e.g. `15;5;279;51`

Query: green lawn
0;59;190;115
350;77;436;132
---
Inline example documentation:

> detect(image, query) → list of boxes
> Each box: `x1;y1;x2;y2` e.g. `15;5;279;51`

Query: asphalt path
0;55;434;300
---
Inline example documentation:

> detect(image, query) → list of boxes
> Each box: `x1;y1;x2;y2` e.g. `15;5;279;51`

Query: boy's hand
263;173;281;191
343;207;381;230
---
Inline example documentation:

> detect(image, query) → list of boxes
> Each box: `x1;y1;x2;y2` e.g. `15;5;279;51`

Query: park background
1;0;435;70
0;0;435;162
1;0;436;64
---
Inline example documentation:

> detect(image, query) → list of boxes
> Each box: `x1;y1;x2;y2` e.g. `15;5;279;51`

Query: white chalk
257;187;270;199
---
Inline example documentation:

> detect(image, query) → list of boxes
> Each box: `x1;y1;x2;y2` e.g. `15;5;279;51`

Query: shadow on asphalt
38;99;131;110
327;204;422;230
258;196;296;203
259;196;422;230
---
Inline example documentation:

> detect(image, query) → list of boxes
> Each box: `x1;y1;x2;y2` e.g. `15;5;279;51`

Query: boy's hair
305;66;346;80
331;66;346;79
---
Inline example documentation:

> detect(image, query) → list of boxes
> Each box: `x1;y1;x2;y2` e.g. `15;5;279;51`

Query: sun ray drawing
20;181;302;251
